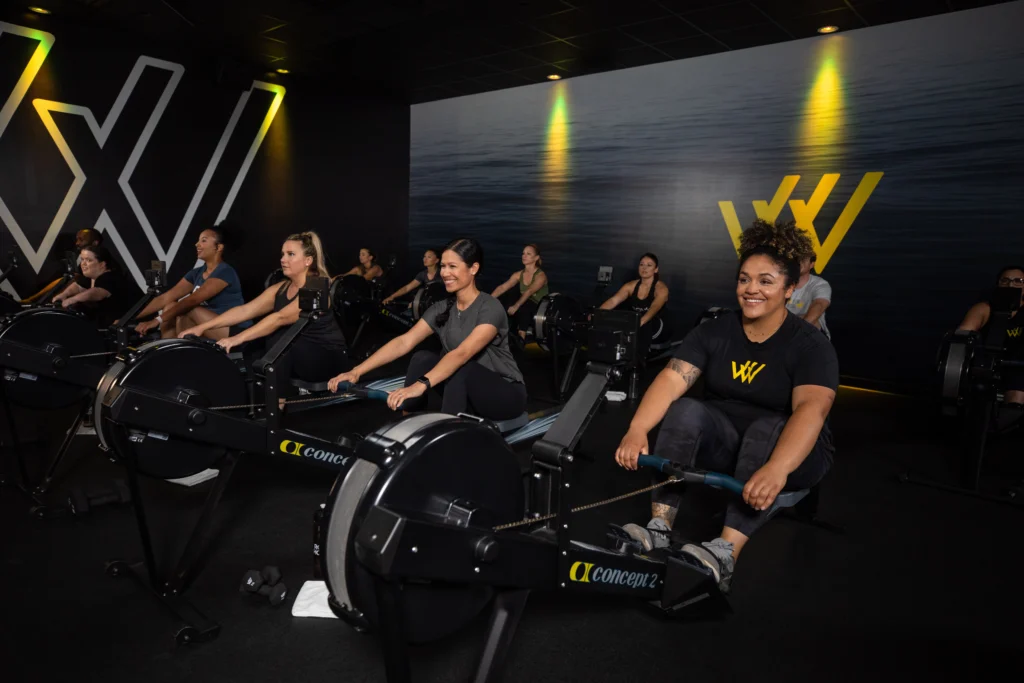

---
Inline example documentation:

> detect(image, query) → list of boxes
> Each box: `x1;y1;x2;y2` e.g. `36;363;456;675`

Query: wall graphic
409;2;1024;387
0;20;283;294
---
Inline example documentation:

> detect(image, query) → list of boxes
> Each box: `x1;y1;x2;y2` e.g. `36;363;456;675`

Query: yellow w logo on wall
718;173;884;272
731;361;767;384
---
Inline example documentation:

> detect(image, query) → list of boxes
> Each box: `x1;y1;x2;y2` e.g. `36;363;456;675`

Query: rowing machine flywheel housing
320;413;524;644
0;308;107;409
96;338;246;479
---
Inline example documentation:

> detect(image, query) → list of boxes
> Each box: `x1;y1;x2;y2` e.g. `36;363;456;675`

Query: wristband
416;376;431;390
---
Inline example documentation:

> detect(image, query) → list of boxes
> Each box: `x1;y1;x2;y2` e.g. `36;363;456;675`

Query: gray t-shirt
421;292;524;384
786;274;831;339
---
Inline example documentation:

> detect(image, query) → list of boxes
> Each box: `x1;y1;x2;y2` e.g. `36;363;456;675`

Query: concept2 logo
718;173;884;272
278;440;350;467
0;21;285;291
568;561;660;589
731;361;766;384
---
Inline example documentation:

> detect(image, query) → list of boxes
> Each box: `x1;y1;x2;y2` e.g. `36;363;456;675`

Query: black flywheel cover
98;338;246;479
321;413;525;644
0;308;107;409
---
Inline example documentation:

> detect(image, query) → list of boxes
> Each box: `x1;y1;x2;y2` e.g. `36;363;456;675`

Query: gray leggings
651;398;834;537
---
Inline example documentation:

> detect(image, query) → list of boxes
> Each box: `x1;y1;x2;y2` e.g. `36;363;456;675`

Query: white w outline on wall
0;21;285;291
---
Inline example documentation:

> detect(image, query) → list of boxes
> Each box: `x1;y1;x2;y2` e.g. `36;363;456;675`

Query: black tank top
273;281;347;351
626;279;661;318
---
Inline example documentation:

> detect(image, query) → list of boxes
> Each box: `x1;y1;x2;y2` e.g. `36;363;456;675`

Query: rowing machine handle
334;381;390;402
637;455;745;495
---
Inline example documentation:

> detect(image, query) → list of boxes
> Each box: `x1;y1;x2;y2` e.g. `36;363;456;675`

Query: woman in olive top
491;244;549;340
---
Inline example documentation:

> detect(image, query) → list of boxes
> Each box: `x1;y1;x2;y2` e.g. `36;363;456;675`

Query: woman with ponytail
328;237;527;420
180;231;350;382
599;252;671;359
491;244;549;340
612;219;838;594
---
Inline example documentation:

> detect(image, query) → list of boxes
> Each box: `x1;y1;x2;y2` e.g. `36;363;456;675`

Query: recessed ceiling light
276;68;290;74
28;6;51;14
547;74;562;80
817;25;839;34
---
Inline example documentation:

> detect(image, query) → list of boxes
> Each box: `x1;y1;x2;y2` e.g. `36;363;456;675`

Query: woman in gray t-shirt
328;238;528;420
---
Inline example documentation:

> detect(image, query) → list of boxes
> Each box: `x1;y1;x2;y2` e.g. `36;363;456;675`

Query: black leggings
651;398;833;537
514;300;539;334
274;341;351;395
403;350;528;420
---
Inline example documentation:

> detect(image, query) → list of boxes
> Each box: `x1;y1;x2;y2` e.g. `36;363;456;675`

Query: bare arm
135;279;194;320
64;285;110;306
491;272;520;299
160;277;229;324
349;320;435;378
420;324;498;386
802;298;830;328
225;297;300;347
615;359;703;470
640;282;669;326
958;302;990;332
600;282;633;310
184;285;277;336
384;278;422;303
52;281;83;302
743;384;835;511
510;271;548;310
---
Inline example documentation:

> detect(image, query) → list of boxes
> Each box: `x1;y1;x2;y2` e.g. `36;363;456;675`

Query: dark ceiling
9;0;1017;102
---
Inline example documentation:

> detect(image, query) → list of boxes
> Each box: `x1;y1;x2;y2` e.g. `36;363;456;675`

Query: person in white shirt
786;252;831;339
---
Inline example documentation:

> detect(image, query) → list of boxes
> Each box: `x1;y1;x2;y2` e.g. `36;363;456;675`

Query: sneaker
621;518;672;552
681;538;735;593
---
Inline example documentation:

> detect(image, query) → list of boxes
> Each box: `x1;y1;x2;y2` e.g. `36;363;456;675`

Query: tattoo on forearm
668;359;702;388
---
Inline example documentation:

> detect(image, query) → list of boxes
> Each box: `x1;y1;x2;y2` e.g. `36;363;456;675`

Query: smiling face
423;250;439;268
195;229;222;262
440;249;479;294
79;248;106;279
638;256;658;280
280;239;312;278
521;245;540;267
999;267;1024;306
736;254;795;321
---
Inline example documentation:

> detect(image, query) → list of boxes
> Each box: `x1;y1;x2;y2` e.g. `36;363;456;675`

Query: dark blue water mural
410;2;1024;387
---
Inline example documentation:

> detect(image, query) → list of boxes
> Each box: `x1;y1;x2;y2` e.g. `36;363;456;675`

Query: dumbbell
240;566;287;606
67;480;131;516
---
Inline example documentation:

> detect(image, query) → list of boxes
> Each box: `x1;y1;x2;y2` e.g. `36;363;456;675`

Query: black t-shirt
673;311;839;432
86;271;137;327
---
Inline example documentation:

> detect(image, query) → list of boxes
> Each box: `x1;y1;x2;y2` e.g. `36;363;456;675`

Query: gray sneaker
621;518;672;552
681;538;735;593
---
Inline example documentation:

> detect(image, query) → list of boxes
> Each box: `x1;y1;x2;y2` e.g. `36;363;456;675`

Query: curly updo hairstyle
737;218;815;286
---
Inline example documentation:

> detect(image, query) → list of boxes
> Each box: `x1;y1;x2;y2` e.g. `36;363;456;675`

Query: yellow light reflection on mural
798;37;845;168
542;80;570;222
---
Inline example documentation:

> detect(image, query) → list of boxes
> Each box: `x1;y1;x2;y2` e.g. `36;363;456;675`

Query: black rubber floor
2;356;1022;683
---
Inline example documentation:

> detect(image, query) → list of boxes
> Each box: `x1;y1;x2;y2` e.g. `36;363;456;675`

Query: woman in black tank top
179;231;351;382
957;264;1024;406
599;252;671;359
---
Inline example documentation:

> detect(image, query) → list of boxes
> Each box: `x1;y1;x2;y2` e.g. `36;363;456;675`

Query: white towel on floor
164;468;219;487
605;391;627;402
291;580;338;619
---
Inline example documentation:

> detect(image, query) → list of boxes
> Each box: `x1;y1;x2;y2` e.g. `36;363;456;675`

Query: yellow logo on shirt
732;361;767;384
1008;327;1022;339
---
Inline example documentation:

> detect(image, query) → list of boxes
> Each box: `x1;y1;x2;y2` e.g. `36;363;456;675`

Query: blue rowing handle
335;381;391;402
637;454;744;495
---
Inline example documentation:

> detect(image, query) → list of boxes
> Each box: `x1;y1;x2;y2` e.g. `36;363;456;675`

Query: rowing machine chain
69;351;120;359
208;392;359;412
492;477;679;531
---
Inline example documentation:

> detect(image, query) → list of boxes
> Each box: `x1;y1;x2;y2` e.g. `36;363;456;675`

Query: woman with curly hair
611;218;838;592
